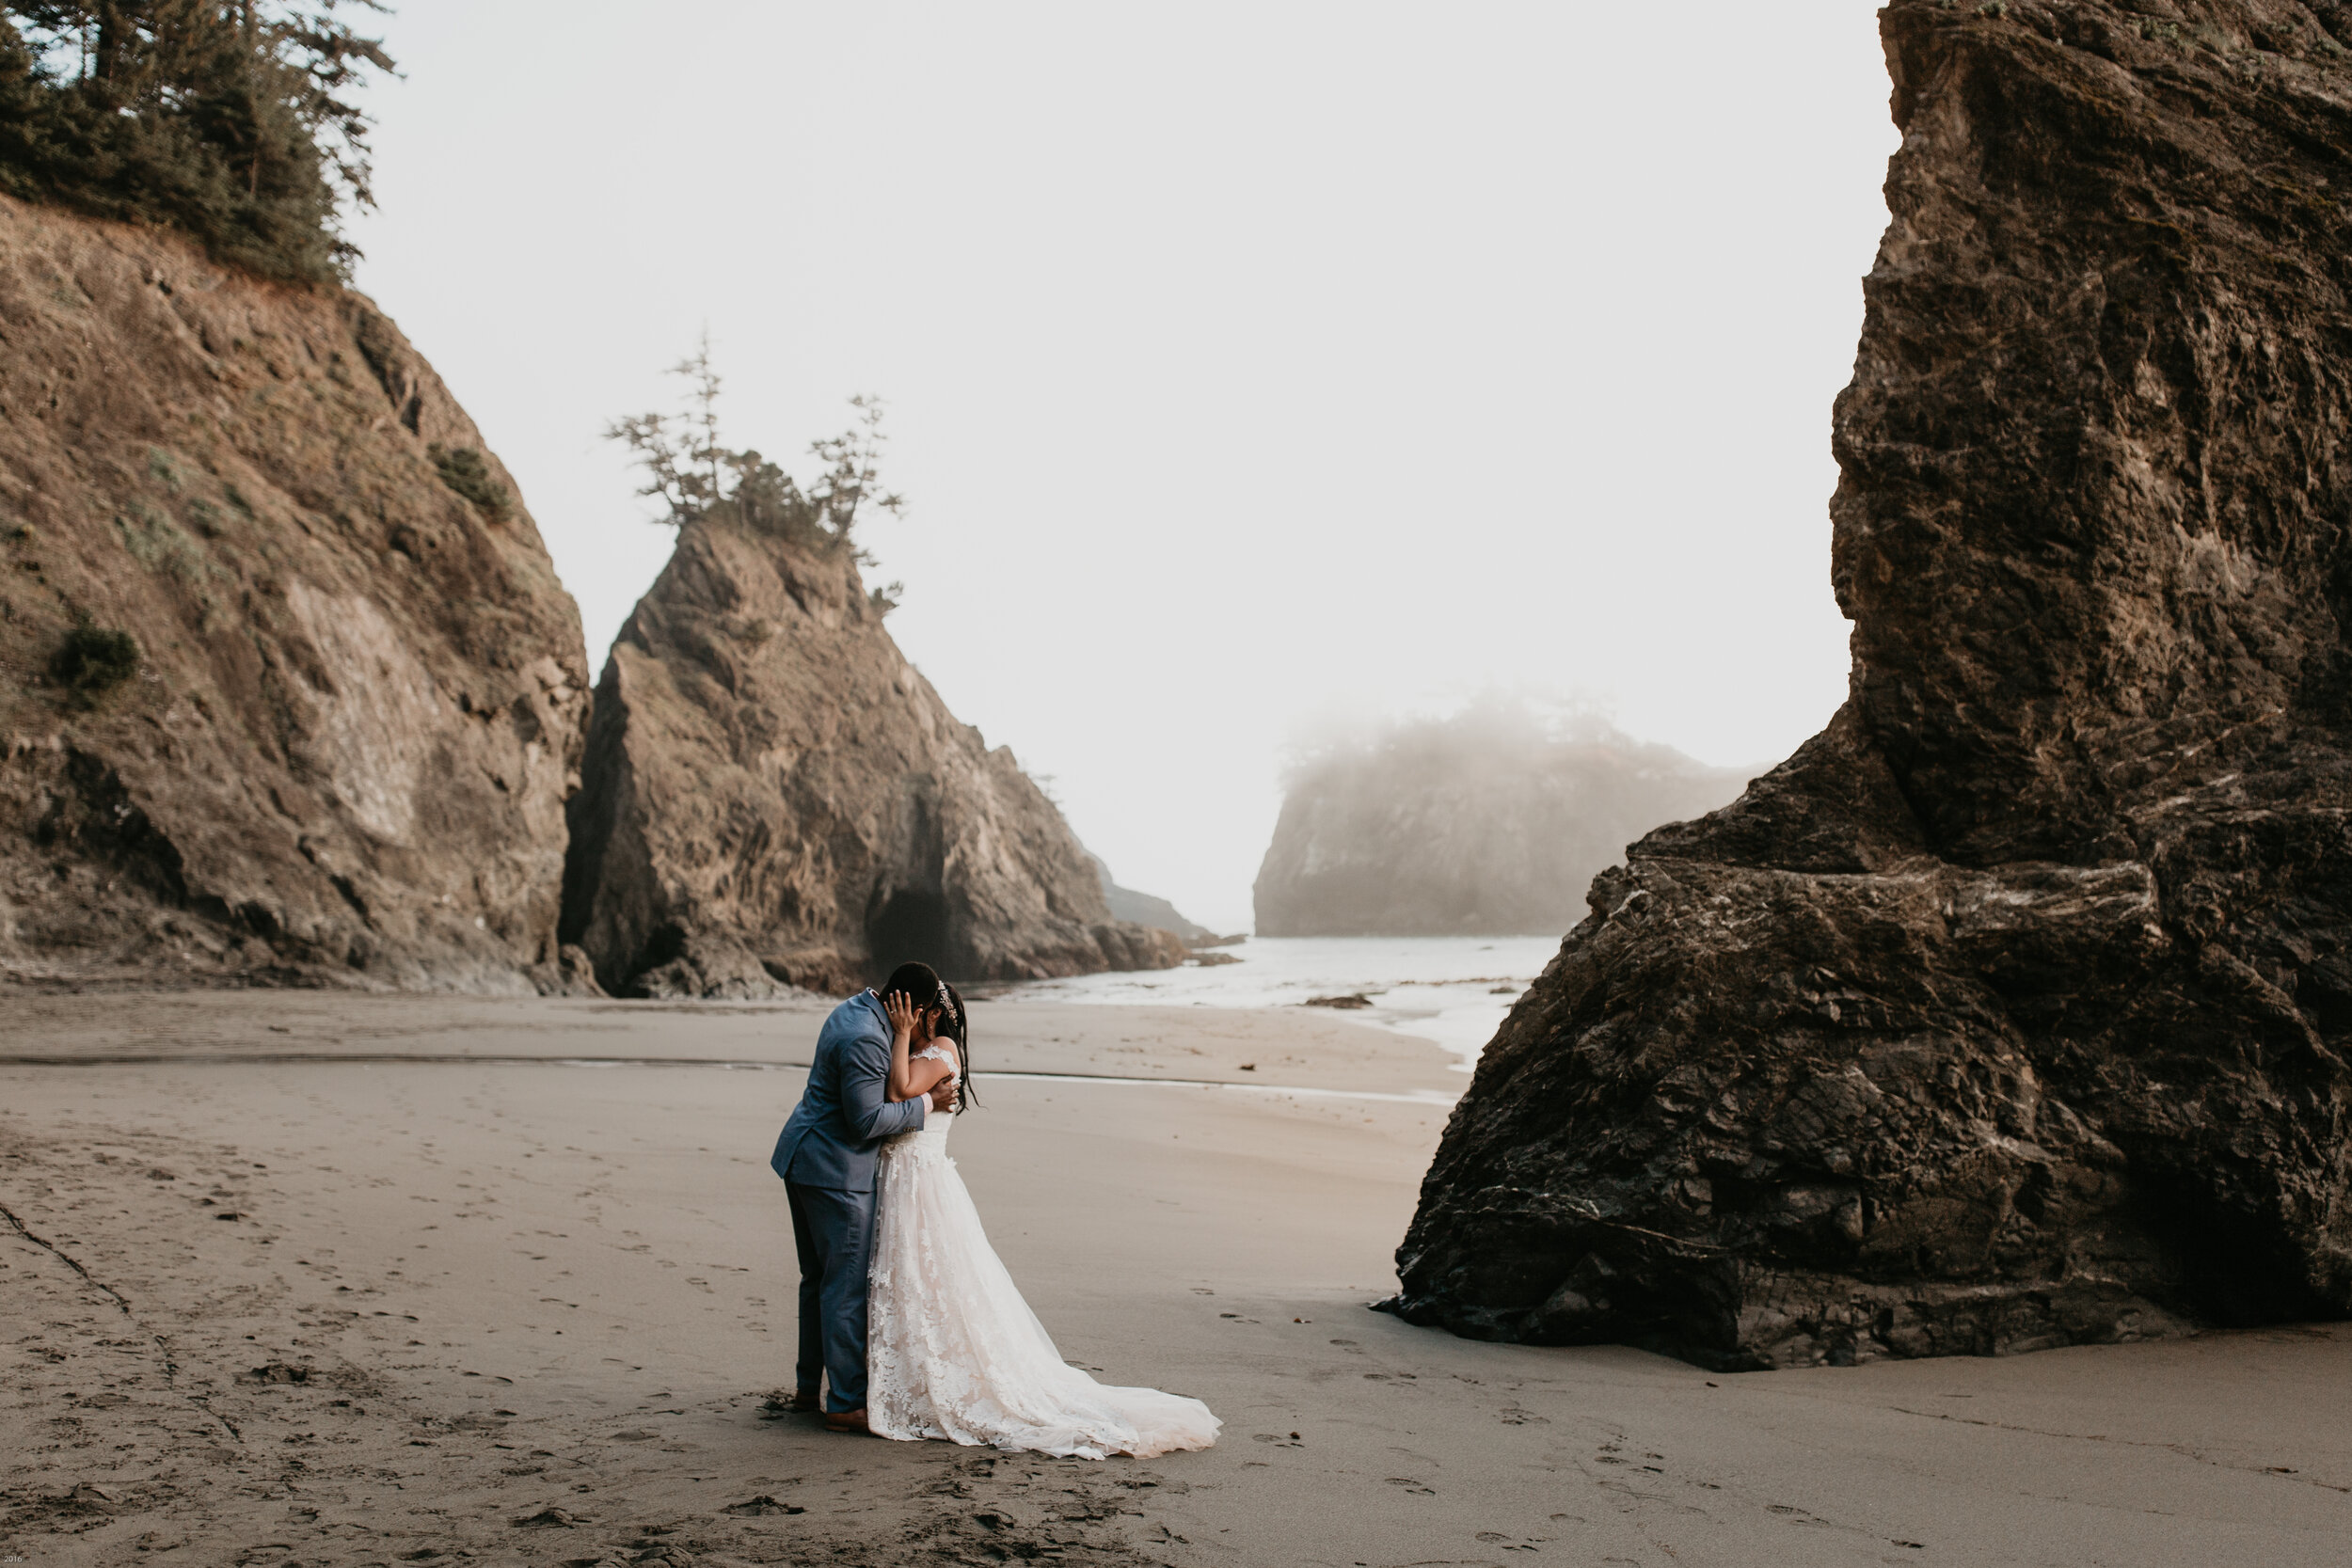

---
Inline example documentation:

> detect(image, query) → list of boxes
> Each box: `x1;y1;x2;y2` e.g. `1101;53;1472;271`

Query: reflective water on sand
1008;933;1565;1071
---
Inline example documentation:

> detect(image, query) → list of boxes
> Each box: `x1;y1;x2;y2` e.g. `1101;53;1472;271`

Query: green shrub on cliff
607;339;907;576
428;443;512;521
51;616;139;703
0;4;393;283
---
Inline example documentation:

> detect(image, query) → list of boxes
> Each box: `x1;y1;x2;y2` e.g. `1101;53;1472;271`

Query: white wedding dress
867;1045;1220;1458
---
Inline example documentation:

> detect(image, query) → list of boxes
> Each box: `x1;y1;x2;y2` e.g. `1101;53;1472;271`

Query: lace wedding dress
867;1045;1220;1459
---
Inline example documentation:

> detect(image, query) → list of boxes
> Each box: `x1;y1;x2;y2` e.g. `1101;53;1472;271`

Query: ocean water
1006;934;1565;1072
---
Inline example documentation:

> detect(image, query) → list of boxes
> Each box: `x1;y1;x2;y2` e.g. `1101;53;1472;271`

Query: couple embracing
770;960;1220;1459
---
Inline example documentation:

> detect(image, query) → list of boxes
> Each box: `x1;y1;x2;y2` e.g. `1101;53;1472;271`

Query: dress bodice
889;1043;959;1153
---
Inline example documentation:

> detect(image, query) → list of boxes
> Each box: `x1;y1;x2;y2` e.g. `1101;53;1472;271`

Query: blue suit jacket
771;990;927;1192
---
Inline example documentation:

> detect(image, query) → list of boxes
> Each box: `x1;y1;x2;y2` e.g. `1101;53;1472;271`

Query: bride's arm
888;1053;955;1104
882;992;957;1103
883;990;918;1101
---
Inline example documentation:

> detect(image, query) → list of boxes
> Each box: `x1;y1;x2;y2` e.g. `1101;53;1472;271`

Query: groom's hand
927;1078;959;1115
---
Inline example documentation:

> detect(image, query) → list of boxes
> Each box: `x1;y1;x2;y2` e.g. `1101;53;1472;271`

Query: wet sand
3;992;2348;1566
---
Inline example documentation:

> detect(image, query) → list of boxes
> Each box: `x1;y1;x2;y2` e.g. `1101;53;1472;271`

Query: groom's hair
881;960;944;1003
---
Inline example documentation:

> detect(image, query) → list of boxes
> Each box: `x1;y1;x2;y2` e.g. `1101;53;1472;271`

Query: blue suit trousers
786;1179;875;1413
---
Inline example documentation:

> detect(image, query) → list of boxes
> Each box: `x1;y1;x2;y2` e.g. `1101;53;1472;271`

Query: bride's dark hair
939;981;977;1113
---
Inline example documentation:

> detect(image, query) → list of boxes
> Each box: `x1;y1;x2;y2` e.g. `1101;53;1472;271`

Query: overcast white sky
347;1;1898;933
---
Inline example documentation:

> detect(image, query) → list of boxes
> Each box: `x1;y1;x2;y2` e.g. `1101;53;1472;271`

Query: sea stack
1252;712;1746;937
0;197;592;991
1390;0;2352;1368
559;514;1184;996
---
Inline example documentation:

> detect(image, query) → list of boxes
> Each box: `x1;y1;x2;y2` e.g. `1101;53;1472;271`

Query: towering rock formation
1391;1;2352;1367
1253;713;1747;937
0;197;592;990
560;518;1184;996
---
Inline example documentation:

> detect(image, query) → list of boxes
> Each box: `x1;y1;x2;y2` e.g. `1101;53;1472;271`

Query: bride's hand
883;989;917;1043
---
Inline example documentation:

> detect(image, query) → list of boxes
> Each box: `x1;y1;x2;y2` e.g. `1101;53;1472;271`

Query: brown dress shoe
822;1407;871;1434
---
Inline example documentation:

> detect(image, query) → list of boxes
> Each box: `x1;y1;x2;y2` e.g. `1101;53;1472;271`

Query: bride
866;978;1219;1459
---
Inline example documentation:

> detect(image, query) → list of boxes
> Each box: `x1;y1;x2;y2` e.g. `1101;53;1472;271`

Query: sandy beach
3;991;2348;1567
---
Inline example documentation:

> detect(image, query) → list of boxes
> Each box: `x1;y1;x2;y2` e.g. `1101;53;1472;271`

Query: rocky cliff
1390;0;2352;1368
559;518;1184;996
0;196;592;991
1254;713;1747;936
1092;852;1217;945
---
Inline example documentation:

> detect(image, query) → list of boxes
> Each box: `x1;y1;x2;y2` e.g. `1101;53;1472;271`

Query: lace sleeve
913;1043;959;1075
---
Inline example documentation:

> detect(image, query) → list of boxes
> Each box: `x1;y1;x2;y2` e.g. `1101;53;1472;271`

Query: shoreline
0;1048;1462;1105
1002;931;1565;1070
0;988;1469;1097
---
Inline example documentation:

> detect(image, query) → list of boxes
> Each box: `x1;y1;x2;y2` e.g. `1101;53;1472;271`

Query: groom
771;962;957;1433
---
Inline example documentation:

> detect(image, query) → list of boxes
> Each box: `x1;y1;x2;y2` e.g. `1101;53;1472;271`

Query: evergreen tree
0;3;393;281
607;339;908;601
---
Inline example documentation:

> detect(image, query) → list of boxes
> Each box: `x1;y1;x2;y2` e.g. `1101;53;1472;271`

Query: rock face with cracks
0;197;593;992
559;515;1184;996
1391;0;2352;1368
